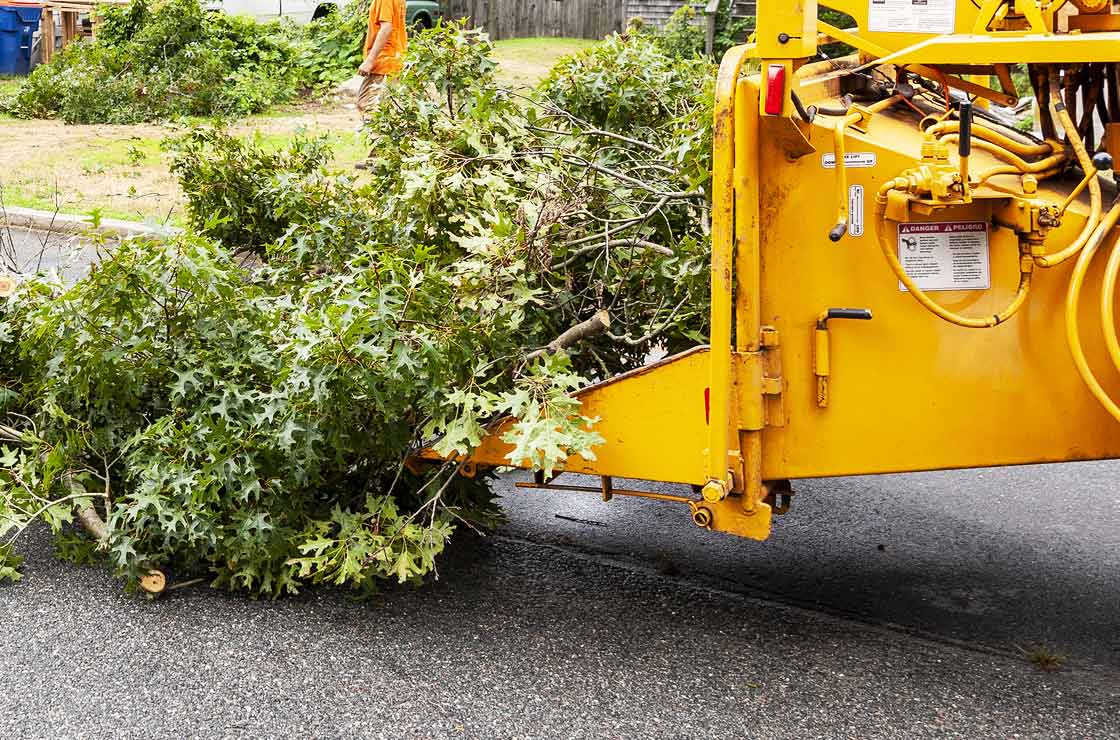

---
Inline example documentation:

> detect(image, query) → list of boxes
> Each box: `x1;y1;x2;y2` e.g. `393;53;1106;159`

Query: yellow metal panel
871;33;1120;66
465;347;715;486
756;0;818;59
753;107;1120;479
820;0;988;48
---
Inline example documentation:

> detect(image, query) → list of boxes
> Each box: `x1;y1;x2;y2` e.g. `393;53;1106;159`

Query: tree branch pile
0;23;715;596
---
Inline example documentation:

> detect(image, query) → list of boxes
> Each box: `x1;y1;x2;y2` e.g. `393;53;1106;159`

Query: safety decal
868;0;957;35
822;152;877;169
848;185;864;237
897;221;990;292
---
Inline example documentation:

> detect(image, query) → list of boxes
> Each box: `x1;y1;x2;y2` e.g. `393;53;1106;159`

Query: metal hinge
760;326;786;427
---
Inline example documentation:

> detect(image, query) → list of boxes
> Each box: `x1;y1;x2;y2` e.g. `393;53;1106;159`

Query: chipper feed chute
420;0;1120;542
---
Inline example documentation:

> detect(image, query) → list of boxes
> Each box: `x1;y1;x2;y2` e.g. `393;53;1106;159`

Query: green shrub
167;127;333;253
539;31;714;134
10;0;301;123
658;5;705;58
292;2;369;88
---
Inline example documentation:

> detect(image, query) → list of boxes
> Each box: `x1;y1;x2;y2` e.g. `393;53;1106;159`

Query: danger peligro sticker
897;222;990;292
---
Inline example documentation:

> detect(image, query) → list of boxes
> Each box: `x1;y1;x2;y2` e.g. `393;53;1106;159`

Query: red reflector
765;64;786;115
704;387;711;425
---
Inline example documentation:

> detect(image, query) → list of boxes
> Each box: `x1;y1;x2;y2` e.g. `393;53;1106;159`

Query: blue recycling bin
0;5;42;76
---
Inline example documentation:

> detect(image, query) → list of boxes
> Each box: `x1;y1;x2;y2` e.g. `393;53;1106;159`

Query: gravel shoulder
2;523;1117;740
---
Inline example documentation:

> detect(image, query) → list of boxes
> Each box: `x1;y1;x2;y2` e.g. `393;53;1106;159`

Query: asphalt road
499;462;1120;671
2;516;1118;739
0;225;95;280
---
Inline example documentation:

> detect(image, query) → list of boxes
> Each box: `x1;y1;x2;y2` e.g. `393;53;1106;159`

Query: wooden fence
443;0;625;40
442;0;755;41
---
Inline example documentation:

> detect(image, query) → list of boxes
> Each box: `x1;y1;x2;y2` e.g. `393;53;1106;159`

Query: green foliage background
9;0;302;123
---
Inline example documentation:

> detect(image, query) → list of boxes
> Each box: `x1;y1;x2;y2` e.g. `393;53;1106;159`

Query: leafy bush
167;127;333;253
540;30;714;134
646;1;750;61
10;0;301;123
658;5;705;59
0;23;716;597
292;2;369;88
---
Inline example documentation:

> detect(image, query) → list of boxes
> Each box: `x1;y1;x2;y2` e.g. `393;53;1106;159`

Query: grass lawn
492;37;597;87
0;37;598;224
0;77;19;102
0;105;367;225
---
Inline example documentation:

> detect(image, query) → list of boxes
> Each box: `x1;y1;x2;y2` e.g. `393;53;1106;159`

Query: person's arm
358;22;393;76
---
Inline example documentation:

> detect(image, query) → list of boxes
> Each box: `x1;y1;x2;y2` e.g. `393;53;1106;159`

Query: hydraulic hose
937;136;1066;173
1065;201;1120;422
924;120;1057;160
1098;210;1120;377
875;180;1033;329
1034;73;1103;268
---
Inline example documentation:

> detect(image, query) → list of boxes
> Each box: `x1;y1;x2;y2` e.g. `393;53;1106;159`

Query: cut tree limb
74;497;109;542
526;310;611;361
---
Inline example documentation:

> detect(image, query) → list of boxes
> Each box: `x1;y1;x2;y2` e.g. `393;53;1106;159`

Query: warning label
868;0;957;35
897;222;990;292
849;185;864;237
822;152;877;169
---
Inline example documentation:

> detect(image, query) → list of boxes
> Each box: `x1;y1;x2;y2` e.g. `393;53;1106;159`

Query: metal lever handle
958;101;972;159
820;308;873;325
814;308;873;408
958;101;973;200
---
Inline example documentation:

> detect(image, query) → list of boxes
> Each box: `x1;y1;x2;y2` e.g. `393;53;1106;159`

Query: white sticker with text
897;221;990;292
822;152;877;169
868;0;957;35
849;185;864;237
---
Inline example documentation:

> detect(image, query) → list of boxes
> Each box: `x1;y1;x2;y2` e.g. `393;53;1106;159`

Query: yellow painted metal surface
464;347;714;485
869;32;1120;66
755;98;1120;479
756;0;818;59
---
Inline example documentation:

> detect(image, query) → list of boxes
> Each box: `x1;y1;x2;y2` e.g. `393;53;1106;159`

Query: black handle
828;223;847;242
827;308;873;321
958;100;972;158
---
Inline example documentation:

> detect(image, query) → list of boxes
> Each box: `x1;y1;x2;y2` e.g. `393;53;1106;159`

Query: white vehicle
205;0;441;27
204;0;340;25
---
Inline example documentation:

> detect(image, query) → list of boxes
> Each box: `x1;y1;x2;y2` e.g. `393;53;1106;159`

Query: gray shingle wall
624;0;755;29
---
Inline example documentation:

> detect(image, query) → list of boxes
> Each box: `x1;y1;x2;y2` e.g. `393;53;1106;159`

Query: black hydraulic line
790;90;816;123
1035;64;1057;142
1096;84;1111;138
1079;65;1102;143
1108;64;1119;122
813;94;855;117
790;90;855;124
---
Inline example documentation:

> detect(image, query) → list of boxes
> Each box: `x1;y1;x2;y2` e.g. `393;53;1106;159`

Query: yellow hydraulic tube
1034;76;1103;268
831;95;904;241
924;120;1058;160
938;136;1067;173
975;163;1062;185
1099;210;1120;378
876;180;1033;328
1065;202;1120;422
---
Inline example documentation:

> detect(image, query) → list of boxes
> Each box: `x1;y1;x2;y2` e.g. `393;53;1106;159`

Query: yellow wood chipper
428;0;1120;541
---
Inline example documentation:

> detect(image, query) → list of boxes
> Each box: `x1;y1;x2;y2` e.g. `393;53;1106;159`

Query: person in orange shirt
356;0;407;119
